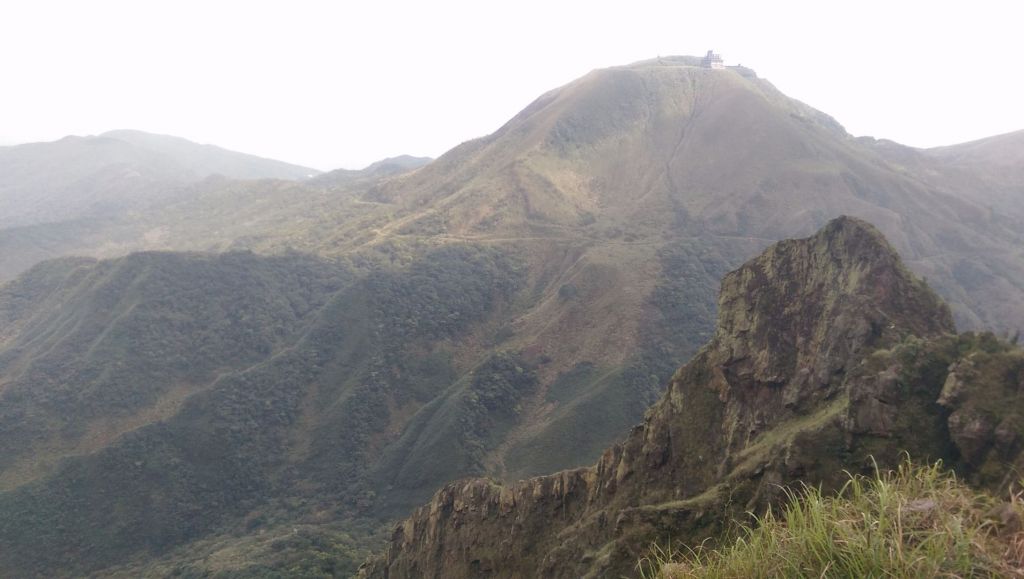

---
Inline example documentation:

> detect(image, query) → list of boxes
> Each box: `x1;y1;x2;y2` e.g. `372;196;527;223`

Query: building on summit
701;50;724;69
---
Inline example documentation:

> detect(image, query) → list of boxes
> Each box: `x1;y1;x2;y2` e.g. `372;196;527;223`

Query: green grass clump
638;460;1024;578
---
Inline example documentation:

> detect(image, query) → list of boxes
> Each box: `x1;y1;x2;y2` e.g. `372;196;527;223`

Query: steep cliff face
361;217;1024;578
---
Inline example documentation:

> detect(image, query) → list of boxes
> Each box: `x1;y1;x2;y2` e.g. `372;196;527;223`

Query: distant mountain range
0;57;1021;577
0;133;431;283
313;155;433;187
0;130;319;229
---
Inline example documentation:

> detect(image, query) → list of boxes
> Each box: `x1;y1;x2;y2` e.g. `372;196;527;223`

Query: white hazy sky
2;0;1023;171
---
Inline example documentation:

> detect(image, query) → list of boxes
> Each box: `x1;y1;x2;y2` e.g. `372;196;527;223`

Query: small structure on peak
701;50;724;69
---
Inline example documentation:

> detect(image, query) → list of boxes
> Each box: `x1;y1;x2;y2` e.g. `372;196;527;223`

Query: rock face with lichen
360;217;1024;579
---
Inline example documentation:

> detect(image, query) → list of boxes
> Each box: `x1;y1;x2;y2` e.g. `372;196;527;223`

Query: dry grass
638;459;1024;578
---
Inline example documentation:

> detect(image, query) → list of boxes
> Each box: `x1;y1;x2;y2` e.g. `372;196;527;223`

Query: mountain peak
708;215;954;422
715;215;954;377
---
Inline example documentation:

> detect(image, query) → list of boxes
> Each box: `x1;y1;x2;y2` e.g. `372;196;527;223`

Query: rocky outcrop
360;217;1024;578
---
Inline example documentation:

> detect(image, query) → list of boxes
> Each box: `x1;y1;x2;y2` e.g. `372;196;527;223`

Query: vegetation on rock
640;460;1024;578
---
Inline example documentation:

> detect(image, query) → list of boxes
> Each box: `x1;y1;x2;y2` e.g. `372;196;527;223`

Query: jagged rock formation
361;217;1024;578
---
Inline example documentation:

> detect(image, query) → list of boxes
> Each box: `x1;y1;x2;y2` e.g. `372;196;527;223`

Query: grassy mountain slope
921;129;1024;219
0;153;425;283
357;59;1023;334
0;251;353;490
0;245;527;576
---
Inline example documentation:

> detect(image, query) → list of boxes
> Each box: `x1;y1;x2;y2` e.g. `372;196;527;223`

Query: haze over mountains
0;56;1021;576
0;130;317;228
0;132;426;283
916;130;1024;220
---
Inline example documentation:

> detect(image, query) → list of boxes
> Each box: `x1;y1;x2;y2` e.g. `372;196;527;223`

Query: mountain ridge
0;129;319;231
99;129;321;179
360;217;1022;578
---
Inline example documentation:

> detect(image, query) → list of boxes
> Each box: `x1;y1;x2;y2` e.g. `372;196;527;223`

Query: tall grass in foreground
637;460;1024;578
